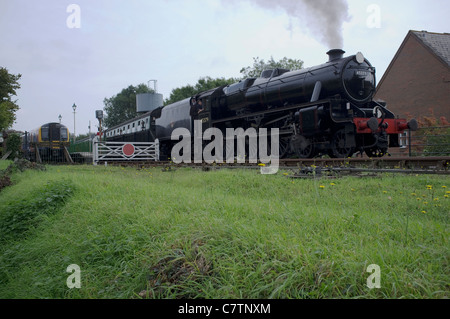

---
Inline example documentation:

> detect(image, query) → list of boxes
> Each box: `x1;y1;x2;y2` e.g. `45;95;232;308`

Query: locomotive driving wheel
292;135;315;158
329;129;355;158
262;136;291;159
278;137;290;159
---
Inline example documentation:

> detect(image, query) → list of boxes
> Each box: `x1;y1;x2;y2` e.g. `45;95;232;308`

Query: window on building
399;131;409;148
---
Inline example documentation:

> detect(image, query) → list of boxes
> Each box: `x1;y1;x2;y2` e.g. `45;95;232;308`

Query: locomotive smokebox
327;49;345;62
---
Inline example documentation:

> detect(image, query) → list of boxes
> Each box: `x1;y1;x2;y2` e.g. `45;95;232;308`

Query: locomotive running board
211;98;335;125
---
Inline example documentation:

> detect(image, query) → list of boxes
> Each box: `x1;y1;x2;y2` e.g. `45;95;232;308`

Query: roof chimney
327;49;345;62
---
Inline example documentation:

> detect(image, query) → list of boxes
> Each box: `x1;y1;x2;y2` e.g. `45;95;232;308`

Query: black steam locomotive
106;49;418;159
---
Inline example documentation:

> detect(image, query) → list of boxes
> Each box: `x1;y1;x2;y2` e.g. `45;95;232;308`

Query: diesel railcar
23;122;70;162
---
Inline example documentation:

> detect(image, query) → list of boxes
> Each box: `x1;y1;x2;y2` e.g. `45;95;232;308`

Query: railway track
99;156;450;176
279;156;450;170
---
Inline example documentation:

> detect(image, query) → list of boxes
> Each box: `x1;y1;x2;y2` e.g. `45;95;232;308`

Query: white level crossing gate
93;137;159;164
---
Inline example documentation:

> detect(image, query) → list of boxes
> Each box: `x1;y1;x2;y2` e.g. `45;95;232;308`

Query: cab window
60;127;68;140
41;127;49;141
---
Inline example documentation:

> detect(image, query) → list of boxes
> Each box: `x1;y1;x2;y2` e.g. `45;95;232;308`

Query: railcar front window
41;127;49;141
60;128;68;140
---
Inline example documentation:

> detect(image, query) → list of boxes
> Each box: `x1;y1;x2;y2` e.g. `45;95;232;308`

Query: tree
239;56;304;78
164;83;196;106
0;67;22;131
103;84;153;128
164;76;237;105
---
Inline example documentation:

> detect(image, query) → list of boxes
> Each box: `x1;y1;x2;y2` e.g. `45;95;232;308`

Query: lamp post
58;114;62;124
95;110;103;142
72;103;77;143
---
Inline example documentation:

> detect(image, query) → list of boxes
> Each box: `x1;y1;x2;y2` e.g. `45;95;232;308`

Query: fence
93;138;159;165
67;136;93;153
19;142;73;164
390;125;450;157
68;136;94;163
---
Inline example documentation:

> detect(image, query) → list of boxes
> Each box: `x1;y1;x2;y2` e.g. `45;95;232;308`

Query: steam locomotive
105;49;418;159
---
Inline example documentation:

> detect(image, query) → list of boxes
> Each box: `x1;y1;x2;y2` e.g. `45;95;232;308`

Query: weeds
139;240;211;298
0;179;74;242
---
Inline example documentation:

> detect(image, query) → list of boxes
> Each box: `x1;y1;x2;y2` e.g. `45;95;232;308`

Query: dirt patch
6;159;46;173
0;159;46;192
0;174;12;191
139;240;212;298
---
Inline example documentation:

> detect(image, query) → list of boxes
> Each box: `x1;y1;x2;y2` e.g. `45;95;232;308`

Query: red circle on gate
122;144;135;157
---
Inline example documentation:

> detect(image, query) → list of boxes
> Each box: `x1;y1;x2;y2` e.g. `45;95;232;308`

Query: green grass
0;161;448;299
0;160;12;171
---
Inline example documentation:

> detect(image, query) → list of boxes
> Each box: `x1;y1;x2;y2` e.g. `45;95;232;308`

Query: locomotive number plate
356;70;369;76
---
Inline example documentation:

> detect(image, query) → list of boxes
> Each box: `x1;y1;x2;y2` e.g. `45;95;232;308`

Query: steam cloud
240;0;350;49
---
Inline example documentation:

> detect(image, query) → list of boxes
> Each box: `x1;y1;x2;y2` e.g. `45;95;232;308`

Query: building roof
376;30;450;90
411;30;450;67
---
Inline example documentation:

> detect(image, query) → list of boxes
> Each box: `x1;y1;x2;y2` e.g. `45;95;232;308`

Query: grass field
0;160;448;299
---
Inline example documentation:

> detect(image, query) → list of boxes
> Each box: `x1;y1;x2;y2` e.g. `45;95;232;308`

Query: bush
5;133;22;159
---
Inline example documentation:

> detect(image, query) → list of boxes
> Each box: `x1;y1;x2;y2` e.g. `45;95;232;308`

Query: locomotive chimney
327;49;345;62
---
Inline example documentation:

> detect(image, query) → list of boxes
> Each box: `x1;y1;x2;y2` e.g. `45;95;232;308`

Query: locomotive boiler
219;49;374;115
107;49;418;160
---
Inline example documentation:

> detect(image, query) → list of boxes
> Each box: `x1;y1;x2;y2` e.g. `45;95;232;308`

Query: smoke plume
241;0;350;49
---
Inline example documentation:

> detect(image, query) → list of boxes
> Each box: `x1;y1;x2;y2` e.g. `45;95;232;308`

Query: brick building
374;30;450;122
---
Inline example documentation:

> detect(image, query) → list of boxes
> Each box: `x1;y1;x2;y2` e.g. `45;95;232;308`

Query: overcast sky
1;0;448;134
